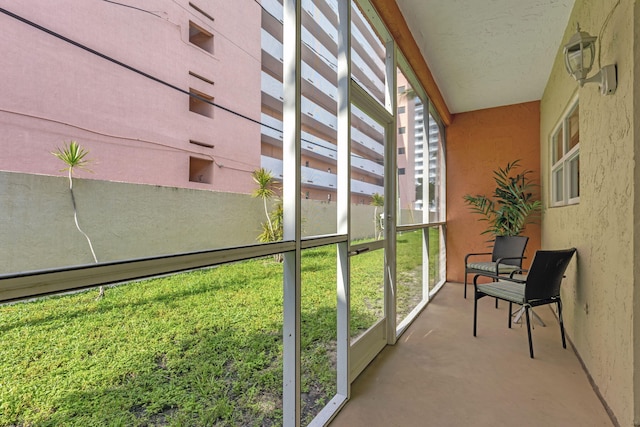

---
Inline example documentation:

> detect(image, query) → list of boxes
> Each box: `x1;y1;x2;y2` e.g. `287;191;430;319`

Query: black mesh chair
463;235;529;298
472;248;577;358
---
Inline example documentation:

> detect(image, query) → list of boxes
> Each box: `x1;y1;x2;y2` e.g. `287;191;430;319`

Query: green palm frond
463;194;494;220
371;193;384;207
52;141;92;175
251;168;276;200
464;160;541;236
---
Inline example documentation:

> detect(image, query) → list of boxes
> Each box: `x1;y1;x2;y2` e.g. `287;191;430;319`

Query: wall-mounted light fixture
563;23;617;95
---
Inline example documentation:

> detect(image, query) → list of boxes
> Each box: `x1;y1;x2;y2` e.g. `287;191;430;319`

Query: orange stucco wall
446;101;541;283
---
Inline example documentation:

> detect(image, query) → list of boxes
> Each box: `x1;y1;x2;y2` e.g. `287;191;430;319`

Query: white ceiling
396;0;575;114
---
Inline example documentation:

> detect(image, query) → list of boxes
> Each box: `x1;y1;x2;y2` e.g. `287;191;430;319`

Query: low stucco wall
540;0;637;425
1;171;378;275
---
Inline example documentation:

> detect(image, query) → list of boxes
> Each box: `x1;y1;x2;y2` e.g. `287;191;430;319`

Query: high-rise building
260;0;386;205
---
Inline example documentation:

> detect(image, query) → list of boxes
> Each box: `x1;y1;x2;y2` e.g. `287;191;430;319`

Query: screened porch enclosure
0;0;446;426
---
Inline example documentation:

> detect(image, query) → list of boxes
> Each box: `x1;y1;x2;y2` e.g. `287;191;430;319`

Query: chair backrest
492;235;529;267
524;248;577;301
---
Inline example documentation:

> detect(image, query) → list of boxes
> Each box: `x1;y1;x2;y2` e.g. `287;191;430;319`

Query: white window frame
550;95;579;207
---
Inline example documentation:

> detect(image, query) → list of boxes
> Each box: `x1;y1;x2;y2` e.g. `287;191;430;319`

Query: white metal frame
308;0;353;424
551;94;580;207
0;1;450;425
282;0;302;424
391;53;448;337
346;79;395;382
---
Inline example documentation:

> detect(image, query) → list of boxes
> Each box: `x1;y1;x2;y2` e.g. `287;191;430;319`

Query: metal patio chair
463;235;529;299
472;248;577;358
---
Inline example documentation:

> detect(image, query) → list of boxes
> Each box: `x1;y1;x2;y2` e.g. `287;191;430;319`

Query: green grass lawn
396;228;442;323
0;232;436;426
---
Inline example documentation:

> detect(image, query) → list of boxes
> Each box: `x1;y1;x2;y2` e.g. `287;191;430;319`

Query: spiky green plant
371;193;384;240
52;141;102;297
251;168;284;261
258;201;284;262
52;140;91;182
251;168;277;238
463;159;541;236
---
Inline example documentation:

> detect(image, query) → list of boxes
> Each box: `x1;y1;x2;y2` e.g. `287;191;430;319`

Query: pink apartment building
1;1;262;194
1;0;423;207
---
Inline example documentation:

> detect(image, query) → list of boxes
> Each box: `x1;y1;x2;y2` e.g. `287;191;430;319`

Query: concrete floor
330;283;613;427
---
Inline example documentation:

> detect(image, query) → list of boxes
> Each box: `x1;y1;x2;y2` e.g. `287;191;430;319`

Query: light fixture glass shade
563;25;597;82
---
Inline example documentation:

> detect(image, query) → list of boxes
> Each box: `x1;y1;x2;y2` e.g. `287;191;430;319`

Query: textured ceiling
396;0;575;114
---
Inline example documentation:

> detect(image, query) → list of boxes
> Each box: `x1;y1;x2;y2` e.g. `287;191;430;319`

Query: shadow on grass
3;246;388;426
2;298;381;426
0;269;237;334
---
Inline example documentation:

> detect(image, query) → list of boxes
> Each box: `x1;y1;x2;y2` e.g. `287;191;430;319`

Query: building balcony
261;27;385;123
262;0;385;101
260;114;384;179
261;155;384;196
261;72;385;159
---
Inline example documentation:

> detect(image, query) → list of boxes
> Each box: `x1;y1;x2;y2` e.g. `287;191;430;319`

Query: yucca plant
371;193;384;240
252;168;277;238
463;160;541;236
251;168;284;261
258;201;284;262
52;141;103;298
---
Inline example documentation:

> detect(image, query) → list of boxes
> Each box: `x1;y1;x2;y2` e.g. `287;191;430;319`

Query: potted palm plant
463;160;541;236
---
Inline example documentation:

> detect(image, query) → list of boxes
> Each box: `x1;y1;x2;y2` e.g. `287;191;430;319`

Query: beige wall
540;0;637;425
1;171;378;275
635;2;640;424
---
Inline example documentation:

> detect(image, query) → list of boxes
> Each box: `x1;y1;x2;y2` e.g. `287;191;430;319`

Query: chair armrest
495;256;526;265
509;269;528;278
473;273;526;285
465;252;492;263
492;256;526;276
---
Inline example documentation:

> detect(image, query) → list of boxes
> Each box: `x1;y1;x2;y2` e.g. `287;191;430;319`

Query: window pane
428;112;445;222
4;2;272;274
568;104;580;151
351;104;385;244
299;0;339;237
553;167;564;203
552;130;563;164
569;155;580;199
396;230;424;326
0;261;284;425
396;67;422;226
301;246;337;424
351;0;386;107
350;248;385;342
551;99;579;206
428;226;444;291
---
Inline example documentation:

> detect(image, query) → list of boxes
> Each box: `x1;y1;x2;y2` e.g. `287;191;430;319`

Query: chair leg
525;306;534;358
557;300;567;349
464;271;468;299
473;290;478;336
508;301;512;328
